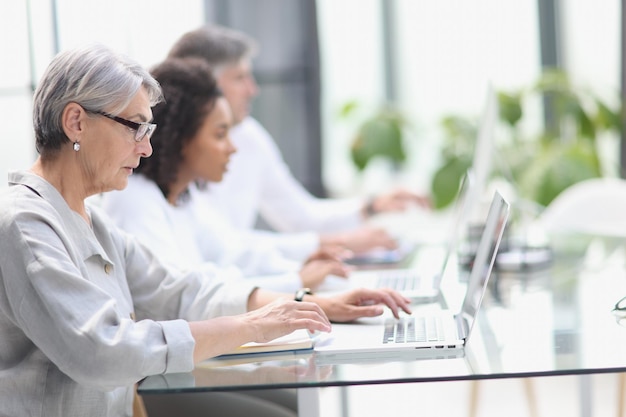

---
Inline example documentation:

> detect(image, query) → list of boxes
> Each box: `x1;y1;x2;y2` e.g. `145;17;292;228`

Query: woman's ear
61;102;86;139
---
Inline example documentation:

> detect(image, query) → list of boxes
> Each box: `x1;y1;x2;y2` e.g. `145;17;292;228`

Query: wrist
320;233;347;249
362;197;377;219
294;288;313;302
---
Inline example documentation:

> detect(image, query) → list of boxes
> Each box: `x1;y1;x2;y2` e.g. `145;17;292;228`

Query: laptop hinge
454;313;470;340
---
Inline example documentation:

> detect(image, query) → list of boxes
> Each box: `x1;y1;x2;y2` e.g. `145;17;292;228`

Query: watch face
295;288;312;301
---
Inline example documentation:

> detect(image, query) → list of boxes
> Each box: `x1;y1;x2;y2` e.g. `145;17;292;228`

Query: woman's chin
111;178;129;191
208;173;225;183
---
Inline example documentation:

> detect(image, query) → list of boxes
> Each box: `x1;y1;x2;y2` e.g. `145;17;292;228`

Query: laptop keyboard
383;316;445;344
376;271;421;291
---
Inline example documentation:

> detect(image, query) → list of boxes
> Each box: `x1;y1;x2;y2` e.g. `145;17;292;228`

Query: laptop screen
459;191;509;338
439;170;476;272
467;83;498;224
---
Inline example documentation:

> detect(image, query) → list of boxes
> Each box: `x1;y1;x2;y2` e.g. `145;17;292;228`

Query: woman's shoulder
0;173;60;221
0;181;69;244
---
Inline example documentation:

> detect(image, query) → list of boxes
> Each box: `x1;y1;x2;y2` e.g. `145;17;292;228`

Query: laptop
313;190;509;359
319;170;475;300
465;82;553;271
467;82;499;223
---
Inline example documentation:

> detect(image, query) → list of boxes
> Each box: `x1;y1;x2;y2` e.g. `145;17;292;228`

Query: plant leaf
350;116;406;171
498;92;523;127
430;156;472;209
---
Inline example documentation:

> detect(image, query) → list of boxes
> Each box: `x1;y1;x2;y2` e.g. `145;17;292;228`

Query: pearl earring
73;141;80;152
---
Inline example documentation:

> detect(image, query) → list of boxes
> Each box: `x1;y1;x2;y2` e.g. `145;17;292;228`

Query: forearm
190;292;334;363
188;316;257;363
246;287;289;311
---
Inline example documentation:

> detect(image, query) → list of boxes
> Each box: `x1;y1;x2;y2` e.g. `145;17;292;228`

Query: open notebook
218;329;314;357
314;191;509;361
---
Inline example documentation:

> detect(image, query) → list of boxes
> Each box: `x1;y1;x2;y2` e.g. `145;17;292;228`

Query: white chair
538;177;626;238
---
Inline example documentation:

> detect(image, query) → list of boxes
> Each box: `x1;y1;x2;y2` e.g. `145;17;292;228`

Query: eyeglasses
91;110;157;142
612;295;626;325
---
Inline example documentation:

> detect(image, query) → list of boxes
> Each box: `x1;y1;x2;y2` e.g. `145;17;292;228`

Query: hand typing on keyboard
310;287;412;322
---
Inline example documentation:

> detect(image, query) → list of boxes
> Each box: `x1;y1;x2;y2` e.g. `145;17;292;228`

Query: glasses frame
612;295;626;326
90;110;156;142
614;295;626;313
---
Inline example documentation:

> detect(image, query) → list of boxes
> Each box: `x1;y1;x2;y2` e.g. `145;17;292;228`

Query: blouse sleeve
252;122;365;233
0;200;254;390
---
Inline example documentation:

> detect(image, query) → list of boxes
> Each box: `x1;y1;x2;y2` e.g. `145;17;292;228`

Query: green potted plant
431;69;622;210
339;100;410;173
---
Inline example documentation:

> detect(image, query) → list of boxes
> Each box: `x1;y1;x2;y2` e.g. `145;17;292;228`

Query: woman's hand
190;296;332;363
242;297;332;343
364;189;431;218
299;259;351;290
320;226;397;254
304;247;352;263
308;288;412;323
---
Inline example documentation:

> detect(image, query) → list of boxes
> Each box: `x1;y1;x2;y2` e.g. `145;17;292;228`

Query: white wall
0;2;43;189
316;0;387;195
0;0;205;190
560;0;621;176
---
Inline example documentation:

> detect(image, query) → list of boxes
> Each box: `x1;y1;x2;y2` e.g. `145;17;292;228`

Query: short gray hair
33;43;163;155
168;24;258;72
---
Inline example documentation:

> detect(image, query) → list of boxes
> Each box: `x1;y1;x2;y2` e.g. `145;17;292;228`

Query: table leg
522;378;538;417
617;373;625;417
580;374;592;417
468;380;480;417
297;387;321;417
339;386;350;417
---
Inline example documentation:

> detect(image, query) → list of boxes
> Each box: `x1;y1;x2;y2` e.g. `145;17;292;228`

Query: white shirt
0;171;255;417
204;117;366;259
101;174;303;292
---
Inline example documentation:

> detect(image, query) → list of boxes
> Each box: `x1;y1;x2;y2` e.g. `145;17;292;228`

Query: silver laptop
468;82;553;271
314;190;509;359
319;171;475;300
467;82;499;223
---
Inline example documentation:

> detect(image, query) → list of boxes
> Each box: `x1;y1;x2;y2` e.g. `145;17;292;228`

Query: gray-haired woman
0;44;411;417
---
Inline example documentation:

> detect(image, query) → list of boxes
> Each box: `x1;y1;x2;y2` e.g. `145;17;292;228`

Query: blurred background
1;0;622;212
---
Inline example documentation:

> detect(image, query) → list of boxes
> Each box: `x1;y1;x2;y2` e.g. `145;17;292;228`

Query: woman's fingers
351;288;412;319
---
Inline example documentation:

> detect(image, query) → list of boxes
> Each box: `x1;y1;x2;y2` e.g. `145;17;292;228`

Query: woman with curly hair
102;57;350;292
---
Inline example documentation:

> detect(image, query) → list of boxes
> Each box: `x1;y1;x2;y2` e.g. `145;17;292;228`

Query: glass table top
140;235;626;394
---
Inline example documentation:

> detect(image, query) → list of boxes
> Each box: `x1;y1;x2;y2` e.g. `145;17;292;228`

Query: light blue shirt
0;171;256;417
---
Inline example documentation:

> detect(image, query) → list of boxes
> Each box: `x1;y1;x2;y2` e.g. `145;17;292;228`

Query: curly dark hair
136;57;221;201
